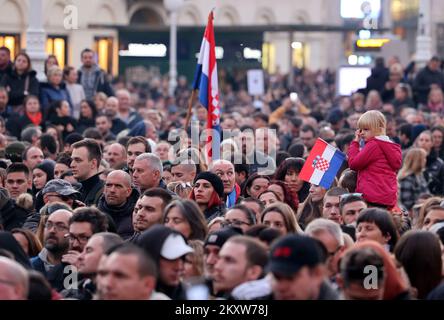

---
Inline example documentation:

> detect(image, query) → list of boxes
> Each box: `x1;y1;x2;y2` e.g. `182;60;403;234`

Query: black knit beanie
193;171;225;198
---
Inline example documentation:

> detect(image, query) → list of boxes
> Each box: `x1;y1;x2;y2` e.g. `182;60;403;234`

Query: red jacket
348;137;402;207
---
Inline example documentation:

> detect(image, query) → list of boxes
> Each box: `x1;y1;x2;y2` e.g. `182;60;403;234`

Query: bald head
0;257;29;300
105;97;119;117
116;89;131;112
107;170;131;187
105;143;127;169
104;170;133;206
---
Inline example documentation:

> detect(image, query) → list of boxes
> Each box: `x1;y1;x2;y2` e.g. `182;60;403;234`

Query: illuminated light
243;47;261;60
356;39;390;48
53;38;66;67
358;56;367;65
215;46;224;59
348;55;358;65
119;43;167;57
194;46;224;60
2;36;16;58
98;39;109;71
359;30;371;39
341;0;381;19
291;41;303;49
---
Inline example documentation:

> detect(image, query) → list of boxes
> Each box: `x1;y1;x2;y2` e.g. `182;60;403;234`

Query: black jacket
0;231;32;269
45;113;77;140
425;150;444;196
97;188;139;240
0;69;39;106
6;112;45;139
111;118;128;136
79;173;104;206
203;204;226;223
413;66;444;104
0;191;29;231
76;117;95;135
0;62;13;79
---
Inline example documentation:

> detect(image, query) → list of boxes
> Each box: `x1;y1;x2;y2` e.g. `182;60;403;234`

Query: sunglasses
339;193;363;201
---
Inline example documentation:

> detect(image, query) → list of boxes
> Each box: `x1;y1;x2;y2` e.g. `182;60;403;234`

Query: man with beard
62;232;124;300
31;209;73;291
63;207;109;268
97;170;138;239
128;188;172;243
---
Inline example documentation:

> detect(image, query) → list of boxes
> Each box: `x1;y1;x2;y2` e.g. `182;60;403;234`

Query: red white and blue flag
299;138;346;189
193;11;221;162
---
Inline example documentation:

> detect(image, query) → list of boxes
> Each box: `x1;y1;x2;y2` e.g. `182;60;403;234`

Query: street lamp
164;0;185;97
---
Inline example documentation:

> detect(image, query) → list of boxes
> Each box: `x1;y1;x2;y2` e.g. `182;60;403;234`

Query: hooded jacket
97;188;139;240
348;136;402;207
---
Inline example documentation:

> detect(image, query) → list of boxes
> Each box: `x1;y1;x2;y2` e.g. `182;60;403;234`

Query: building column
416;0;432;68
26;0;47;81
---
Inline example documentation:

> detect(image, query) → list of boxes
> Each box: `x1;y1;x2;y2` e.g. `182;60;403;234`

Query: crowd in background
1;44;444;301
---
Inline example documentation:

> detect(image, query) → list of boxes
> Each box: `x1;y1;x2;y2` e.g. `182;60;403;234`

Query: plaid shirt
399;174;429;210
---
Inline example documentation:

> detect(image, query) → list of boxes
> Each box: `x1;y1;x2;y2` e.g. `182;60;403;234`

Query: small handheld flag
299;138;346;189
192;11;221;162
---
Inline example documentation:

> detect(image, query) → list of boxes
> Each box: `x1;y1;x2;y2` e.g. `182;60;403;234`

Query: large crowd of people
1;45;444;301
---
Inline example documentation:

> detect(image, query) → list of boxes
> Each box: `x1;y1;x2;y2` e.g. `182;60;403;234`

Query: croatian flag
193;11;221;162
299;138;346;189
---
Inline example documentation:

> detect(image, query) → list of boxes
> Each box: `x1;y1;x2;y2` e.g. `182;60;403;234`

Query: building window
291;41;307;69
0;34;20;59
46;36;68;68
262;42;276;74
94;37;113;73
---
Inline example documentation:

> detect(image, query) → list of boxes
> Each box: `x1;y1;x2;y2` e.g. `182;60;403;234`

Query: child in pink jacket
347;110;402;209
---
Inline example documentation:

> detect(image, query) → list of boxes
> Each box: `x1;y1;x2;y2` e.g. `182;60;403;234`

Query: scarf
27;111;42;126
226;183;241;209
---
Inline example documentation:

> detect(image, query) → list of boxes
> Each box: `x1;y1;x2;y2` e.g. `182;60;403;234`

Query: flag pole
184;89;197;130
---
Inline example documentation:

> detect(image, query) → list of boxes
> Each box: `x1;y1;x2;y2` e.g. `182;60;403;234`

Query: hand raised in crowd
62;250;81;267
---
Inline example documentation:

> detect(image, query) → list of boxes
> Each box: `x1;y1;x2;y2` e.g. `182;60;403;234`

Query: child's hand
354;129;361;142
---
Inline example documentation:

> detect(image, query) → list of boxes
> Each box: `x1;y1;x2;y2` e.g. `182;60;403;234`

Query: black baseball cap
268;235;324;276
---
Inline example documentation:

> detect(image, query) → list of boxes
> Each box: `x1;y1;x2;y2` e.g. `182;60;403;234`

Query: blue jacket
39;82;73;113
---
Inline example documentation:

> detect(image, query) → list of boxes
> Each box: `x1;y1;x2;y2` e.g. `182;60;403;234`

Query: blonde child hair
357;110;387;136
398;148;427;180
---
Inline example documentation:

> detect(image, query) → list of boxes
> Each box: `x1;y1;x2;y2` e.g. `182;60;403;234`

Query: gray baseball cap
42;179;80;196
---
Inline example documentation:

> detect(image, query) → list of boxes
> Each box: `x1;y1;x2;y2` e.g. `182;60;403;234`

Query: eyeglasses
44;221;69;232
339;193;363;201
221;219;251;228
64;233;91;244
